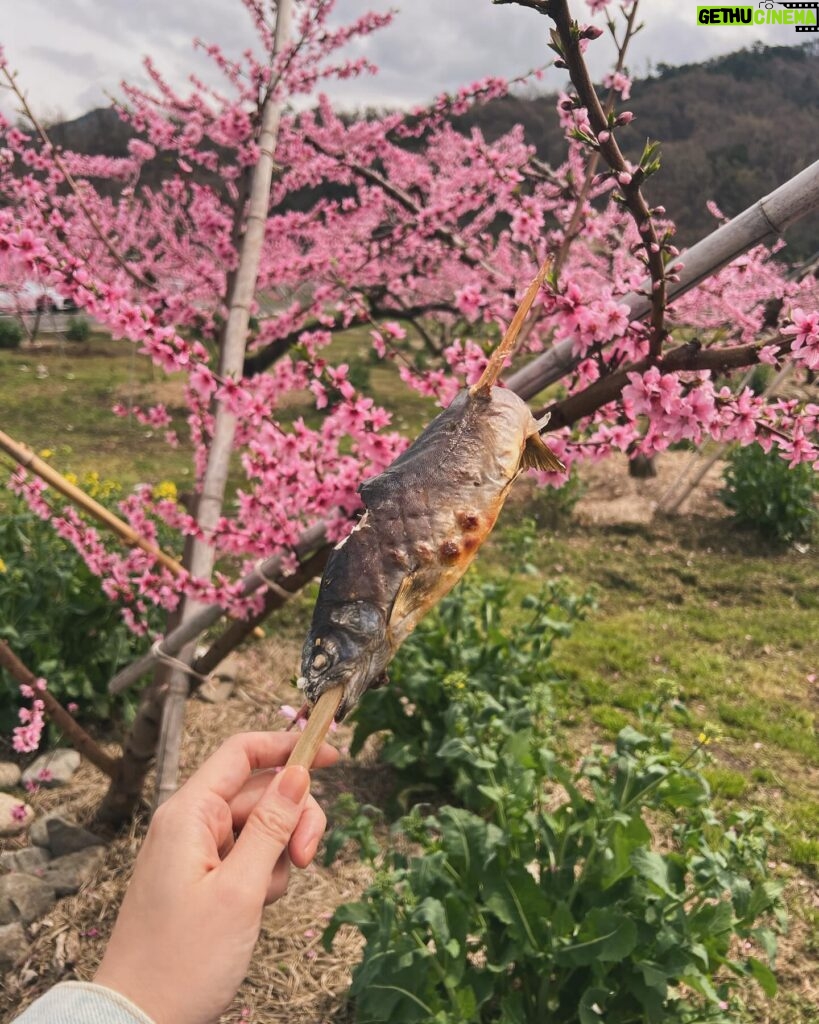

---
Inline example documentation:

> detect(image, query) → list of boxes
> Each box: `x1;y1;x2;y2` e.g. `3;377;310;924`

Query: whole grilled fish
300;267;564;720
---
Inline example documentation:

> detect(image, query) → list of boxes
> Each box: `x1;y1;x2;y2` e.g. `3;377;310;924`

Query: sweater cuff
13;981;156;1024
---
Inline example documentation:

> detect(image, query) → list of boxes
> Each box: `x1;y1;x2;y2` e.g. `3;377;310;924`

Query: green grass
0;333;192;490
486;506;819;887
0;325;436;503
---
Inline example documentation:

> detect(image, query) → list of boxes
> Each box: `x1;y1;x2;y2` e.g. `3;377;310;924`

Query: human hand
94;731;339;1024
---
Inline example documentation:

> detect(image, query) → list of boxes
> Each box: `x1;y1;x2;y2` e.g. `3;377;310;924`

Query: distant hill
43;41;819;262
454;41;819;260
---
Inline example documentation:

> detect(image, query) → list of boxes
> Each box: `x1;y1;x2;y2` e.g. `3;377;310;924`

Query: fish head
300;600;391;720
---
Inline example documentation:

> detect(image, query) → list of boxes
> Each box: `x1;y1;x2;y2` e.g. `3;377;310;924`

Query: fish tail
470;255;553;396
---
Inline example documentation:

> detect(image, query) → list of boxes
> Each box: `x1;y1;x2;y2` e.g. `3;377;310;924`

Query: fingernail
276;765;310;804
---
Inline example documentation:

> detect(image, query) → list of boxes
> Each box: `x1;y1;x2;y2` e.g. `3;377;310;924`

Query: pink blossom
603;71;632;100
782;308;819;370
10;803;28;823
0;0;814;683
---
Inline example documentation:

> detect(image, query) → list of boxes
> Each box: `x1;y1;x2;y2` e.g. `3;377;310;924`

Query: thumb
224;764;311;898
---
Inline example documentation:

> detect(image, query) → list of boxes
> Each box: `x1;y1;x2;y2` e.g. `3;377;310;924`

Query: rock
29;813;105;857
21;749;81;788
38;847;106;897
0;922;28;973
0;874;57;925
197;678;235;703
0;794;34;837
0;847;51;875
0;762;22;790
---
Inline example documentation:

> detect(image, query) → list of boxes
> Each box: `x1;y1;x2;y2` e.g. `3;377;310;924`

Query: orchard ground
0;332;817;1022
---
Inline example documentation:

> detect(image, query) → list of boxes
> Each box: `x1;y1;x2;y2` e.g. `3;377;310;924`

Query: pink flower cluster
13;677;47;753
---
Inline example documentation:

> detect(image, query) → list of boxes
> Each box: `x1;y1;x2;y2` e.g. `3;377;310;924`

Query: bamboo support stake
0;428;184;576
285;688;344;769
153;0;297;808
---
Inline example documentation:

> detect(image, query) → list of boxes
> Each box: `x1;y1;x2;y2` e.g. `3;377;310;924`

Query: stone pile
0;753;106;974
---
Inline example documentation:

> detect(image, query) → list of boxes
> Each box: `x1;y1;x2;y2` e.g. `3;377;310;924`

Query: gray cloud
27;45;104;79
0;0;810;121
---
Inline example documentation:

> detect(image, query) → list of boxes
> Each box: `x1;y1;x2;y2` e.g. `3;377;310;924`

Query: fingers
183;731;339;803
265;851;291;905
222;765;311;898
288;796;327;868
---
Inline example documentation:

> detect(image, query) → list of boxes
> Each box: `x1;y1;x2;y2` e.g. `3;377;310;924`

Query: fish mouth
301;658;378;721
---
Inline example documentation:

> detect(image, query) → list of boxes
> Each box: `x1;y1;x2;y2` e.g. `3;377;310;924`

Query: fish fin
522;432;565;473
388;572;418;625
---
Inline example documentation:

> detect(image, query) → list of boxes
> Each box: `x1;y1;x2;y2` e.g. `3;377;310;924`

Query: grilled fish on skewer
300;264;564;721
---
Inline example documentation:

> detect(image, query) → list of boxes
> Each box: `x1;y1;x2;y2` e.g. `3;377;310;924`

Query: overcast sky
0;0;809;123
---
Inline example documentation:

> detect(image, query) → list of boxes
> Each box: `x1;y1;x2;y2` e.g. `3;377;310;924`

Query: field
0;334;817;1022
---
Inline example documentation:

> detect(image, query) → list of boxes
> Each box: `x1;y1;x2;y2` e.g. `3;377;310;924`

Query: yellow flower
38;448;54;459
0;557;6;573
697;731;711;745
152;480;178;502
64;472;78;486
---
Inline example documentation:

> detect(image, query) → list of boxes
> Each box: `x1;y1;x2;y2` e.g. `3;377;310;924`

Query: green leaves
0;490;165;733
720;442;817;546
349;576;592;814
748;956;778;997
326;576;784;1024
558;909;638;966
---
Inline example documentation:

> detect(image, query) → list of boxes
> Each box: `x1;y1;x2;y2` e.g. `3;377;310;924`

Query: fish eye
310;644;336;672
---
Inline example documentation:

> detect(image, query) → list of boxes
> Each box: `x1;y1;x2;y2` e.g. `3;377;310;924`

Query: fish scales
301;385;563;720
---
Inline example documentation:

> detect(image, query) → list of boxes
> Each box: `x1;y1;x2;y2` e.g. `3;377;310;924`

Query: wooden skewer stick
0;427;184;575
471;256;552;395
285;688;344;768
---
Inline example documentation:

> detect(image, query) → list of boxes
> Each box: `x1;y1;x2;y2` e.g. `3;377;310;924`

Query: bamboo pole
153;0;296;808
285;689;344;769
0;428;184;575
0;641;120;778
108;522;327;693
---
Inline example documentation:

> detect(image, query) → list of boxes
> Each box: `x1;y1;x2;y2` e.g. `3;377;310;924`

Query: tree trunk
628;454;657;479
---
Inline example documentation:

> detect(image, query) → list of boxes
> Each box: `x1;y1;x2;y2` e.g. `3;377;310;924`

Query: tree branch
504;159;819;400
539;337;793;430
546;0;668;357
0;641;120;779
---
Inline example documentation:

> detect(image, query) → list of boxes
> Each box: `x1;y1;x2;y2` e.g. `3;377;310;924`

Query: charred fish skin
301;386;563;719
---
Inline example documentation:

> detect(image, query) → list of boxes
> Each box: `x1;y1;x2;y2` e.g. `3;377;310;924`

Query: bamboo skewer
285;688;344;768
0;428;184;575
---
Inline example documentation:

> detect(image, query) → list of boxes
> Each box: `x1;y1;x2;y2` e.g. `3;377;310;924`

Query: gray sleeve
12;981;156;1024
